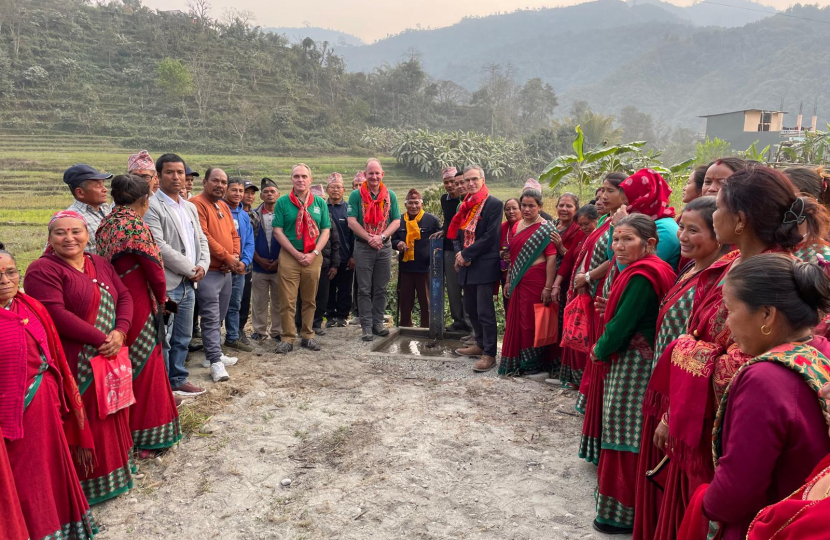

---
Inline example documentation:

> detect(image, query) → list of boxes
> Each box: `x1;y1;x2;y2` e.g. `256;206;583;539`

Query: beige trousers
277;250;323;343
251;271;282;338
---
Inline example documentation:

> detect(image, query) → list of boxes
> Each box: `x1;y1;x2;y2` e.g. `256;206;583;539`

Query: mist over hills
333;0;827;129
264;27;364;47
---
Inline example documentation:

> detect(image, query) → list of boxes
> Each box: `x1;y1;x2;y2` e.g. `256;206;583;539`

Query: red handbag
90;347;135;420
533;303;559;348
559;294;592;354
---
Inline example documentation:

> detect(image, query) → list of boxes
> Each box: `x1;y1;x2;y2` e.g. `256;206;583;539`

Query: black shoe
313;326;326;336
362;330;374;342
301;338;321;351
274;341;293;354
188;341;204;352
592;520;633;535
372;325;389;337
448;321;468;332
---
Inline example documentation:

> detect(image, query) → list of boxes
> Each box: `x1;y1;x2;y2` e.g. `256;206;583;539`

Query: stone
281;478;292;487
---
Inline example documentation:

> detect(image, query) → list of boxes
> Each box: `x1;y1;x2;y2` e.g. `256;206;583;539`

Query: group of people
2;148;830;540
496;159;830;539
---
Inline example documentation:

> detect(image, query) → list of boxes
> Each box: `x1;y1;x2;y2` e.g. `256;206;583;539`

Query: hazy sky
141;0;818;42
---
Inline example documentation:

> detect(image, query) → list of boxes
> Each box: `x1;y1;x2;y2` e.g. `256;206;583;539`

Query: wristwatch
584;272;592;285
312;249;320;256
381;234;387;242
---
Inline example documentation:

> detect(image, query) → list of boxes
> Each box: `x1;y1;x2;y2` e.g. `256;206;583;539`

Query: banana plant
743;140;771;162
539;125;646;198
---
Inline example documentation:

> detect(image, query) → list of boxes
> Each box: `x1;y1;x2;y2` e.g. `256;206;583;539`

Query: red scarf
604;253;676;322
621;169;676;219
448;184;490;248
289;190;320;254
1;293;95;467
360;181;391;236
571;219;612;288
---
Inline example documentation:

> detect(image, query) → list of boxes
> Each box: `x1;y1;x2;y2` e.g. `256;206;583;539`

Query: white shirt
262;210;275;249
157;189;197;265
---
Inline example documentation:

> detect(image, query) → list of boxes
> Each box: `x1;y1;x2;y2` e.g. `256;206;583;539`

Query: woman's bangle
660;413;669;427
543;287;552;291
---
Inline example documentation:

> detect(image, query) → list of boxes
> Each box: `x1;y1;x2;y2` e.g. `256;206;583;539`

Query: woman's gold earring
761;324;772;336
735;224;744;235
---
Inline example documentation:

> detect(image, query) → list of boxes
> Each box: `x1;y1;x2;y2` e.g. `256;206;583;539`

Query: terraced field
0;134;526;271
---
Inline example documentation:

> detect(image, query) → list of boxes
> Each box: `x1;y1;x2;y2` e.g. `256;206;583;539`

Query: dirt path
94;325;618;539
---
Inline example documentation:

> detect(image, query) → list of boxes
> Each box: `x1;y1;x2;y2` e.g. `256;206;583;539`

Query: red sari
565;217;611;400
0;425;27;540
499;220;556;375
96;206;182;451
549;220;586;371
1;293;97;539
24;253;135;506
642;252;746;540
747;453;830;540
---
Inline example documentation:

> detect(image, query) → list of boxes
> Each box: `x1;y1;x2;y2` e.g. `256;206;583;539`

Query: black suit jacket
452;196;503;286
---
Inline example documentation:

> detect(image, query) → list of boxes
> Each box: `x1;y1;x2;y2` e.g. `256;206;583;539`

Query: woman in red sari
25;210;135;505
632;197;724;540
0;248;98;538
746;383;830;540
646;167;830;540
576;172;627;464
499;198;521;309
498;189;557;375
546;192;586;374
678;255;830;540
96;175;182;458
590;214;676;534
554;204;599;388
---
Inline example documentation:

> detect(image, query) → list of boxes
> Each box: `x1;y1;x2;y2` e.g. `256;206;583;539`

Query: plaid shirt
68;199;112;253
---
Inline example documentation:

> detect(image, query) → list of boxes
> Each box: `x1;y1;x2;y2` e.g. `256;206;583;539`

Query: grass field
0;134;531;272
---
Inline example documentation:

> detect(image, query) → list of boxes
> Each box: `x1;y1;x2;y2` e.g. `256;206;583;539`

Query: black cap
243;180;258;191
185;166;199;177
261;177;278;190
454;168;464;177
63;164;113;191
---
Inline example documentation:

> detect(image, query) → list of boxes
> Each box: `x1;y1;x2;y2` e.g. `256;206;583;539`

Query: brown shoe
461;335;477;345
473;355;497;372
172;382;206;397
455;345;484;357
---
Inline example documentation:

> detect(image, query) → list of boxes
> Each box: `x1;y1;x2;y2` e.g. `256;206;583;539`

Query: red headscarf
621;169;676;219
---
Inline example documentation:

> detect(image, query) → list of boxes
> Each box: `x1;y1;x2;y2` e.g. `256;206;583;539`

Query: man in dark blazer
452;165;503;372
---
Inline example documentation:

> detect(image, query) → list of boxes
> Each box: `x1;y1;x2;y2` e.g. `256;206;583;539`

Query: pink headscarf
441;167;458;179
621;169;676;219
523;178;542;193
127;150;154;172
48;209;88;231
327;172;343;185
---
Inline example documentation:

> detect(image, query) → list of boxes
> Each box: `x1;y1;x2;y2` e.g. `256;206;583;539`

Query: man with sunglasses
191;167;243;382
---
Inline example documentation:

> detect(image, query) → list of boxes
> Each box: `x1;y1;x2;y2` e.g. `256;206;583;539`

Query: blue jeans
224;272;245;342
164;280;194;389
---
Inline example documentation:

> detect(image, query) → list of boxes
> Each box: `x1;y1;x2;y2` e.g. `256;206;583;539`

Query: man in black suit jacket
452;166;503;372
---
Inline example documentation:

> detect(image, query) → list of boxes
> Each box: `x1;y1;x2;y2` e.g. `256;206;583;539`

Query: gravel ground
93;324;625;540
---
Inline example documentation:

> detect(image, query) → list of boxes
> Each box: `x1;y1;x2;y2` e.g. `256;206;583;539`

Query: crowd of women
497;161;830;538
0;175;179;539
3;158;830;539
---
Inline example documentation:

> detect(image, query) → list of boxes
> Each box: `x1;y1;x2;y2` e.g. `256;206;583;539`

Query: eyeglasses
405;200;422;205
465;176;482;183
214;203;224;219
136;173;158;181
0;268;20;280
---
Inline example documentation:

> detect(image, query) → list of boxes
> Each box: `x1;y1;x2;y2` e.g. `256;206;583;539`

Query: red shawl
448;184;490;249
747;453;830;539
621;169;676;219
0;292;95;464
289;190;320;253
359;181;391;236
603;253;676;322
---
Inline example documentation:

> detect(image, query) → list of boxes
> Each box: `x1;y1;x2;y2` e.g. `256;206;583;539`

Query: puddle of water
375;337;464;358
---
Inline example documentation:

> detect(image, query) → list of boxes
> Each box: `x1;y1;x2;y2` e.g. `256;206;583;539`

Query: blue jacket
328;199;353;266
251;203;281;273
230;202;254;268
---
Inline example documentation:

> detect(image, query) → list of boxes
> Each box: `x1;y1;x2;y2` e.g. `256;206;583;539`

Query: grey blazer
145;191;210;291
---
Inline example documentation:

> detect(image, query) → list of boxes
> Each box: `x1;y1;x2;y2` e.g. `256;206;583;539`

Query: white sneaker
201;355;238;368
210;362;230;382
